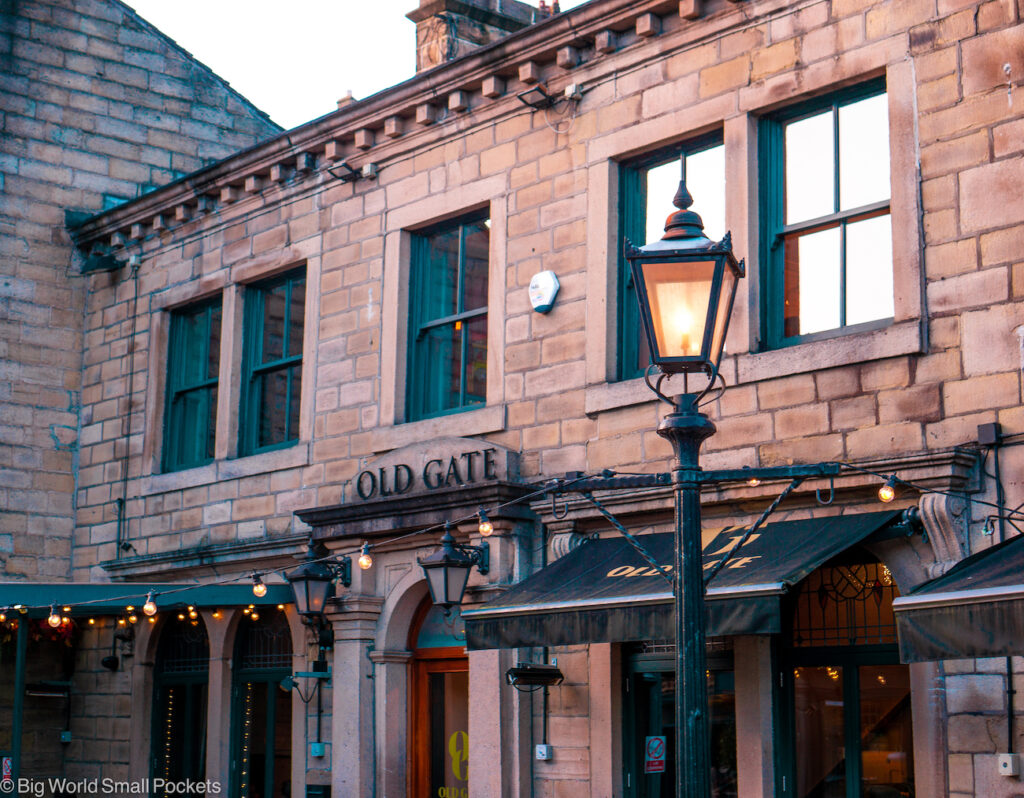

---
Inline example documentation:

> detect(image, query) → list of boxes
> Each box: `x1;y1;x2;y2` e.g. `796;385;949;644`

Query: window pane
645;146;726;244
794;666;846;798
859;665;914;797
845;214;894;326
646;160;680;244
465;315;487;405
783;226;841;337
786;110;835;223
261;282;287;363
462;221;489;311
423;228;461;320
287;276;305;358
687;144;726;242
839;93;890;211
419;323;461;417
257;369;289;448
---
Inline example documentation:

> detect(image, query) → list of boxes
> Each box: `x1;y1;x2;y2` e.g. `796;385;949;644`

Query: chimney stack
407;0;542;73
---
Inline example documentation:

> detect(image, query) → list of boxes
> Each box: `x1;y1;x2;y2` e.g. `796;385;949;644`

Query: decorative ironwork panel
156;617;209;674
791;561;899;647
237;610;292;670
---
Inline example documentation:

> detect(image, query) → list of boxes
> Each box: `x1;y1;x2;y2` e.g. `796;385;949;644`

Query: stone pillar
203;610;236;791
370;649;413;796
128;618;157;783
468;647;528;797
910;660;948;797
733;636;775;798
326;595;383;797
589;642;623;796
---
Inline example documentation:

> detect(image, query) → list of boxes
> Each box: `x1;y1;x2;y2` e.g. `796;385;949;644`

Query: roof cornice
71;0;742;248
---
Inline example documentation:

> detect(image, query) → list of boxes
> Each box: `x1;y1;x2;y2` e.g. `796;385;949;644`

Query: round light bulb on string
358;542;373;570
0;611;6;623
143;593;158;616
212;609;222;620
88;618;95;625
48;606;61;628
62;606;71;613
251;573;268;598
188;609;197;620
478;509;494;537
250;611;260;621
747;477;761;487
177;613;186;621
878;475;897;503
128;613;138;624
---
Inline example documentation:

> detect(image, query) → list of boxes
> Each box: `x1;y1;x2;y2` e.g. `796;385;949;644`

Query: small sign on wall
644;736;666;774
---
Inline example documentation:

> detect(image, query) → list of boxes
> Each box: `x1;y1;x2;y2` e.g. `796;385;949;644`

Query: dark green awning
464;510;901;650
0;581;293;618
895;534;1024;662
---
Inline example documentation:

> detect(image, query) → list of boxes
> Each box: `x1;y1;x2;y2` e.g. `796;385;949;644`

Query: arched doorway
230;609;293;798
151;614;209;791
408;598;469;798
780;552;914;798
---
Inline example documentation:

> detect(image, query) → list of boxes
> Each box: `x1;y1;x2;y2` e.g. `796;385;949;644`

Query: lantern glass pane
710;262;737;367
307;579;331;615
447;567;471;606
425;567;449;605
640;260;716;359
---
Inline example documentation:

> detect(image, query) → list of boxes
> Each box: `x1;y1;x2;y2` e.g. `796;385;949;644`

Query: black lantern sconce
624;181;744;379
285;539;352;647
418;523;489;614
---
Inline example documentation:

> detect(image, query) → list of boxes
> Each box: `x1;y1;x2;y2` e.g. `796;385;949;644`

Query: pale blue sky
127;0;589;129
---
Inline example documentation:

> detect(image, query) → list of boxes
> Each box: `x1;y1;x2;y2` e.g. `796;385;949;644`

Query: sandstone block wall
0;0;281;581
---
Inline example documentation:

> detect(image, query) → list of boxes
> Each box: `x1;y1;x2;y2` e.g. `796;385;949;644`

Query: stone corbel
548;519;585;561
918;492;968;577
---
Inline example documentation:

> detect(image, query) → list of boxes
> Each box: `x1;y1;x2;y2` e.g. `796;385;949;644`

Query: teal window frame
239;268;305;456
617;133;724;381
406;212;490;422
162;299;222;473
759;78;891;350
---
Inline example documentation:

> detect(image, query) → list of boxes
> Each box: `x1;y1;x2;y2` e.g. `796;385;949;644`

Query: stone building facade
1;0;281;783
0;0;281;581
5;0;1024;796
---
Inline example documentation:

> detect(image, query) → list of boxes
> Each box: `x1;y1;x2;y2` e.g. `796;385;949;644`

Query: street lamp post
626;180;743;798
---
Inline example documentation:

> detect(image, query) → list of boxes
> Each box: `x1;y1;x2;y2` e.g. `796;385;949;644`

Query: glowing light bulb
478;510;494;537
143;593;157;616
48;606;61;628
674;308;694;354
128;613;138;624
747;477;761;487
878;476;897;503
251;574;268;598
358;542;373;570
212;610;222;620
250;611;260;621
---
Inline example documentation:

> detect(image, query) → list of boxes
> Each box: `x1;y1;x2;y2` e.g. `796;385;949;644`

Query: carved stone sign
353;437;519;501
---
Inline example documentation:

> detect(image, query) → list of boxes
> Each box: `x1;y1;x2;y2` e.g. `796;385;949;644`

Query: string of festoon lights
7;461;1024;627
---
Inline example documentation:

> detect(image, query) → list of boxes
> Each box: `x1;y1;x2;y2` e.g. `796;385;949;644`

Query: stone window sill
368;404;506;454
584;321;923;415
142;442;310;495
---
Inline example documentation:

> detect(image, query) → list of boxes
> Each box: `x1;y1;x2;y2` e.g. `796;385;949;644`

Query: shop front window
151;615;209;794
231;609;293;798
623;640;737;798
409;600;469;798
783;556;914;798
